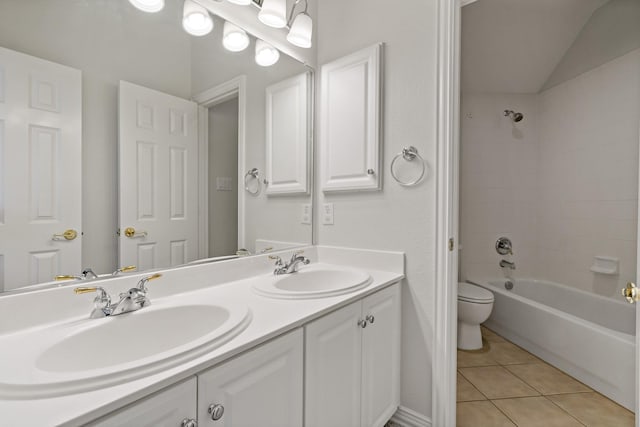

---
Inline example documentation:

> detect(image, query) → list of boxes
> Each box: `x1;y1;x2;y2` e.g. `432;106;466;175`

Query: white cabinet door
361;284;401;427
118;81;199;272
320;44;382;192
305;301;363;427
0;46;82;291
88;377;197;427
198;329;303;427
265;72;310;195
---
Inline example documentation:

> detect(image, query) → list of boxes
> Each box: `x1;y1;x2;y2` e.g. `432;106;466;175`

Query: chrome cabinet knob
367;169;375;175
181;418;197;427
358;319;367;328
208;403;225;421
366;315;375;324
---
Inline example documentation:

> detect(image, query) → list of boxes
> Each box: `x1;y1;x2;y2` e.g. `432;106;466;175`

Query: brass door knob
622;282;638;304
52;229;78;241
123;227;147;238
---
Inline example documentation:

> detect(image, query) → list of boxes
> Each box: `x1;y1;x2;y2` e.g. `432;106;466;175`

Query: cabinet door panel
89;377;196;427
361;283;401;427
198;329;303;427
305;302;363;427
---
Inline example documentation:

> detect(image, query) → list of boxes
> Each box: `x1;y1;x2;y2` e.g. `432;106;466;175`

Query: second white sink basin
0;300;251;399
252;264;372;299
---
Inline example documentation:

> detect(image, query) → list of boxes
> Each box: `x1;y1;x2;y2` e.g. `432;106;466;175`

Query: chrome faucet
55;267;99;282
499;259;516;270
74;273;162;318
270;251;310;275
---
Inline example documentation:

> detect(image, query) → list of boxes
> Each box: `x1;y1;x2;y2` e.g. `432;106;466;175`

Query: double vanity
0;246;404;426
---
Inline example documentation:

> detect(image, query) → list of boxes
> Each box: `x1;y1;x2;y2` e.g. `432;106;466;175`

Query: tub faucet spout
500;259;516;270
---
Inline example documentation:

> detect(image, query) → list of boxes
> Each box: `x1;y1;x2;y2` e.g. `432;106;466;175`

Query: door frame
193;75;247;259
432;0;460;425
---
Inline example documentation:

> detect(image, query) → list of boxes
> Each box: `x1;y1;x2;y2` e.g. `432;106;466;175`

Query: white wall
208;98;239;257
316;0;437;418
460;49;640;298
0;0;192;275
191;19;313;253
460;93;539;280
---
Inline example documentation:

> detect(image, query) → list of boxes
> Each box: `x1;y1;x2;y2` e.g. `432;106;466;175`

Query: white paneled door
0;47;82;291
118;81;198;271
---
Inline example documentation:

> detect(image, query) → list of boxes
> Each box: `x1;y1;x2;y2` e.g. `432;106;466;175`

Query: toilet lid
458;282;494;303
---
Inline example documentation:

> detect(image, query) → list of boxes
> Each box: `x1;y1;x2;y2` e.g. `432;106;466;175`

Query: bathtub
470;278;636;411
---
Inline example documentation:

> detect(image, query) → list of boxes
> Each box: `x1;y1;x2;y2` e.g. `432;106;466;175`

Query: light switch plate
301;204;311;224
322;203;334;225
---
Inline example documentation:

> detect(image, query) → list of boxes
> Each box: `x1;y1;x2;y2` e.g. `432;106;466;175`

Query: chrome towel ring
244;168;262;195
390;146;426;186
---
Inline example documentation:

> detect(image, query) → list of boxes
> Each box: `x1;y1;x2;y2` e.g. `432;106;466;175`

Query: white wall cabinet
197;329;303;427
89;377;197;427
320;43;383;192
305;283;401;427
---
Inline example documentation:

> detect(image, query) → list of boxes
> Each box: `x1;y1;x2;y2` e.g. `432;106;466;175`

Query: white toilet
457;282;495;350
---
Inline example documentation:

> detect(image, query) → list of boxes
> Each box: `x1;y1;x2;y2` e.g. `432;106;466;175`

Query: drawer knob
208;403;225;421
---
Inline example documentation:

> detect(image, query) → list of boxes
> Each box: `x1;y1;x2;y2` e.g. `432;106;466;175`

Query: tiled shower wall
460;49;640;297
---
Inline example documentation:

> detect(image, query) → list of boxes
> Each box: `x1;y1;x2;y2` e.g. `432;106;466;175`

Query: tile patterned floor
457;326;635;427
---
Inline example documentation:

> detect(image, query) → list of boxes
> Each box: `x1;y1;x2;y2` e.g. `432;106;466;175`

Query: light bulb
182;0;213;36
128;0;165;13
255;40;280;67
223;21;250;52
258;0;286;28
287;12;312;48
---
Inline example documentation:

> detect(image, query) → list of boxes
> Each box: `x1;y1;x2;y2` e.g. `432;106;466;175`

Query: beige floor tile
457;372;486;402
481;325;506;343
457;401;515;427
457;339;499;367
493;397;583;427
548;392;635;427
490;342;540;365
505;363;590;395
459;366;539;400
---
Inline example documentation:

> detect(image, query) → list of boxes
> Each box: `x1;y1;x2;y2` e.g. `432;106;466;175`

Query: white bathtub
470;278;636;411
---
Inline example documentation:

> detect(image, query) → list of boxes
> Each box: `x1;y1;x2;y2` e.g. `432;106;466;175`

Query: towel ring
390;146;426;187
244;168;262;195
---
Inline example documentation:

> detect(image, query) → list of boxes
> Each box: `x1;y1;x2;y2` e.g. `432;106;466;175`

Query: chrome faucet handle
290;250;305;262
496;237;513;256
268;255;283;266
136;273;162;292
74;286;112;312
112;265;137;275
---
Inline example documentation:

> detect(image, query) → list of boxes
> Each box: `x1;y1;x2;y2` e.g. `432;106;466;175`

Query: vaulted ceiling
461;0;610;94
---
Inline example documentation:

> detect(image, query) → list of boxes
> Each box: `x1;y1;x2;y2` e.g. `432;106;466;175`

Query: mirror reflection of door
118;81;199;271
0;47;82;291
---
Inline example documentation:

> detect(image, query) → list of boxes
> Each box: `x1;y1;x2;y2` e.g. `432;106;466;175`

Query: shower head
504;109;524;122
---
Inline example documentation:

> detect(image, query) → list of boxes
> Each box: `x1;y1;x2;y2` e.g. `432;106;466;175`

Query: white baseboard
390;406;432;427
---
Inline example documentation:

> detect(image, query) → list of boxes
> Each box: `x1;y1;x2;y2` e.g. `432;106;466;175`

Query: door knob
622;282;639;304
366;315;375;324
52;229;78;241
181;418;197;427
358;319;367;328
123;227;147;238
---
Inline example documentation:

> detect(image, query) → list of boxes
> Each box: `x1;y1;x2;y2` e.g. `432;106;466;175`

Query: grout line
544;395;588;426
487;399;518;426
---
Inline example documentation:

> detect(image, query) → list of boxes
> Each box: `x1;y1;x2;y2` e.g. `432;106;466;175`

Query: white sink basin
0;301;251;398
252;264;372;299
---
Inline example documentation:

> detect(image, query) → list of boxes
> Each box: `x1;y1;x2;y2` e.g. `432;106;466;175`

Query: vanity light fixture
258;0;287;28
128;0;164;13
286;0;312;48
223;21;250;52
182;0;214;36
255;39;280;66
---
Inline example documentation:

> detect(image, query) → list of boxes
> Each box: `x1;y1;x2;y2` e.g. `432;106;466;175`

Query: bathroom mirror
0;0;313;293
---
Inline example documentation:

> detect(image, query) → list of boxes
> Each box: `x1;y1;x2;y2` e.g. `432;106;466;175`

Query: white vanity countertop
0;246;404;426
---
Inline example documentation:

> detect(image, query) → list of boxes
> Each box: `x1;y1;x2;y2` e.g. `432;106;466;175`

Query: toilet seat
458;282;494;304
